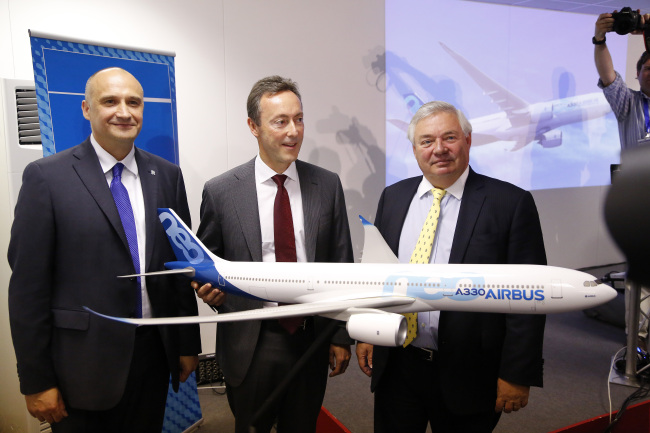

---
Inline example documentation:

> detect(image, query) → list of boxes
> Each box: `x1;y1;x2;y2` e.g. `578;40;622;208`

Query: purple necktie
271;174;302;333
111;163;142;318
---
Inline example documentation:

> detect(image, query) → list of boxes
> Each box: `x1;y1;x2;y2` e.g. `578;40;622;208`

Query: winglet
359;216;400;264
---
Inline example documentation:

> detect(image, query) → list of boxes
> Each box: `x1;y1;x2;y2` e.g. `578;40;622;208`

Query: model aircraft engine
346;312;407;346
538;129;562;148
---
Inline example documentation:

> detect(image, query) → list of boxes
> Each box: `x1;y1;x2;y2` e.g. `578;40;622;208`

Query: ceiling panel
466;0;648;15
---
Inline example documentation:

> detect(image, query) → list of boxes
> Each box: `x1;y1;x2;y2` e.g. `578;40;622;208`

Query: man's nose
432;138;446;154
286;121;298;136
115;101;131;117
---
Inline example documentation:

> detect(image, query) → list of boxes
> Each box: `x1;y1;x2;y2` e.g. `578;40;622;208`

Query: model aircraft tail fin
158;208;222;267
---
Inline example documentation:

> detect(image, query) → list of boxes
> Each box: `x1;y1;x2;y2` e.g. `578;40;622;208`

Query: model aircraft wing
358;216;400;264
84;296;415;326
439;42;530;128
117;267;196;278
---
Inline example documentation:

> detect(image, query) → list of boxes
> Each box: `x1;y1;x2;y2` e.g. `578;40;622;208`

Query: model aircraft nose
597;283;618;304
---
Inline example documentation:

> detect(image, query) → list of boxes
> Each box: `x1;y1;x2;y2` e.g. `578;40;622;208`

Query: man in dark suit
356;101;546;433
8;67;201;432
193;75;353;433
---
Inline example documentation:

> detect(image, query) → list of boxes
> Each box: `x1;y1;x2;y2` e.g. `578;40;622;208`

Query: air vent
15;87;42;146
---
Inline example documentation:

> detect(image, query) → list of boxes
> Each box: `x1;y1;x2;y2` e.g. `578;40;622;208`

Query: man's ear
247;117;259;138
81;100;90;120
466;132;472;148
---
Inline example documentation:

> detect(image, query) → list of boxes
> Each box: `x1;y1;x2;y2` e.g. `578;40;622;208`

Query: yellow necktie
403;187;446;347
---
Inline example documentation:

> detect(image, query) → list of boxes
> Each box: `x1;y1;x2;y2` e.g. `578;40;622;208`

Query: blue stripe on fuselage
381;273;486;301
163;261;269;301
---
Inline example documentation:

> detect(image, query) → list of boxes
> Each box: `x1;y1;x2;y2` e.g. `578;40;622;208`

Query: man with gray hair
194;75;353;433
356;101;546;432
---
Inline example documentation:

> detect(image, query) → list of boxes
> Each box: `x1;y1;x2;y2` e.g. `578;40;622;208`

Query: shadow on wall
306;46;387;260
311;108;385;261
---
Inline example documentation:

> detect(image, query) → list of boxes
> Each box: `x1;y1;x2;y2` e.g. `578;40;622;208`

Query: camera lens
612;7;640;35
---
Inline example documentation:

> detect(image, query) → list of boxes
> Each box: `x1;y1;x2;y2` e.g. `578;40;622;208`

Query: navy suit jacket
8;138;201;410
371;167;546;414
197;158;353;387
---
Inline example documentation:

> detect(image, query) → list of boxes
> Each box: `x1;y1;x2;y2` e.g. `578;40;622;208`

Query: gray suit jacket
197;158;353;386
8;138;201;410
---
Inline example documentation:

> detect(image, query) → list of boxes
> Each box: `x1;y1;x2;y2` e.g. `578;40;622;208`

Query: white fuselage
213;261;614;316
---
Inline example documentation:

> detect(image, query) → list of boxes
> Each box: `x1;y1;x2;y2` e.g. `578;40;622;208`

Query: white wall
0;0;384;430
0;0;639;430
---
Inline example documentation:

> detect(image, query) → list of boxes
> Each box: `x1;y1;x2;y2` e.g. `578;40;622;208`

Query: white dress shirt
255;155;306;307
91;135;152;318
397;166;470;350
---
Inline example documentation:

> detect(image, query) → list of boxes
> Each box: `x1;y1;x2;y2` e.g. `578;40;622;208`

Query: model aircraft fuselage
87;209;617;347
168;259;609;316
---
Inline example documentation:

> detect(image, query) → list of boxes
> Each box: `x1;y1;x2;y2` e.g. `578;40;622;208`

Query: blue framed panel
29;35;179;163
29;33;200;431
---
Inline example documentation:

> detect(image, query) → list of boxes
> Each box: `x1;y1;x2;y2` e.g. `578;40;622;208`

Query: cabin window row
320;281;545;289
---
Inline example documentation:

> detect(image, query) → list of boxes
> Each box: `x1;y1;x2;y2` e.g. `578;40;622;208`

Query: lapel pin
150;170;156;176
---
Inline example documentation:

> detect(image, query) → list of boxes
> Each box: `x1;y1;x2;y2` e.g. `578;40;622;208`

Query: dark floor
193;265;650;432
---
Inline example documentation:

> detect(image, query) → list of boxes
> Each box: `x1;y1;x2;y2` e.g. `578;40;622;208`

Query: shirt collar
417;166;470;201
90;134;138;177
255;154;298;184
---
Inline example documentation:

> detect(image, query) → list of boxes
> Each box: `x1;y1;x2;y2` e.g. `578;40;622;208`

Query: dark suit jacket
197;158;353;387
8;138;201;411
371;167;546;414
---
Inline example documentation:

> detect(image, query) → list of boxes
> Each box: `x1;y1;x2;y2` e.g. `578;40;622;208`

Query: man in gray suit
8;67;201;432
193;75;353;433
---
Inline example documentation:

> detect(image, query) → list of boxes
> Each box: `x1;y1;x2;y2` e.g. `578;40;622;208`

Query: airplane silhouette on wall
387;43;612;151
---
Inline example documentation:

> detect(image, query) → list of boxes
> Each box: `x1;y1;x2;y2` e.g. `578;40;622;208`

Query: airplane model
387;43;613;151
87;208;617;347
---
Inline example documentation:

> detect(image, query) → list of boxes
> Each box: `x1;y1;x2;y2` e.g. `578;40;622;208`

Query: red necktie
272;174;302;333
272;174;297;262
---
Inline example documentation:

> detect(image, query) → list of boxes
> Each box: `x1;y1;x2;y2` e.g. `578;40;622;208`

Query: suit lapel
386;177;420;253
231;159;263;261
449;168;486;264
71;139;128;250
297;161;319;262
135;149;159;272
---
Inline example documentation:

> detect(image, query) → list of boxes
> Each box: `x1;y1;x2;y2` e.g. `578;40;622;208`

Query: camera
611;7;650;52
612;7;644;35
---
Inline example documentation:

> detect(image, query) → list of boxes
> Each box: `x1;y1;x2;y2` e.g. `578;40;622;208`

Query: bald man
8;67;201;432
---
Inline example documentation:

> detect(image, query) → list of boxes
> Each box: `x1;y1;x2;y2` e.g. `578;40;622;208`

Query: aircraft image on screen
86;208;617;347
388;42;612;151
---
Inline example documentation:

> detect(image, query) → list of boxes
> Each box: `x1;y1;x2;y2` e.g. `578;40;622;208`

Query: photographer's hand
595;12;614;40
594;13;616;87
631;12;649;36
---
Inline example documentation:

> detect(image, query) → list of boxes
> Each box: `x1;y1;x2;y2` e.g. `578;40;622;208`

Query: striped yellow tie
403;187;446;347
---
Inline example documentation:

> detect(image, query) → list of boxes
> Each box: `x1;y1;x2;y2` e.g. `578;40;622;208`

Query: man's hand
632;13;650;36
356;343;374;377
191;281;226;307
25;387;68;424
595;12;614;40
179;355;199;382
329;344;351;377
495;378;530;413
